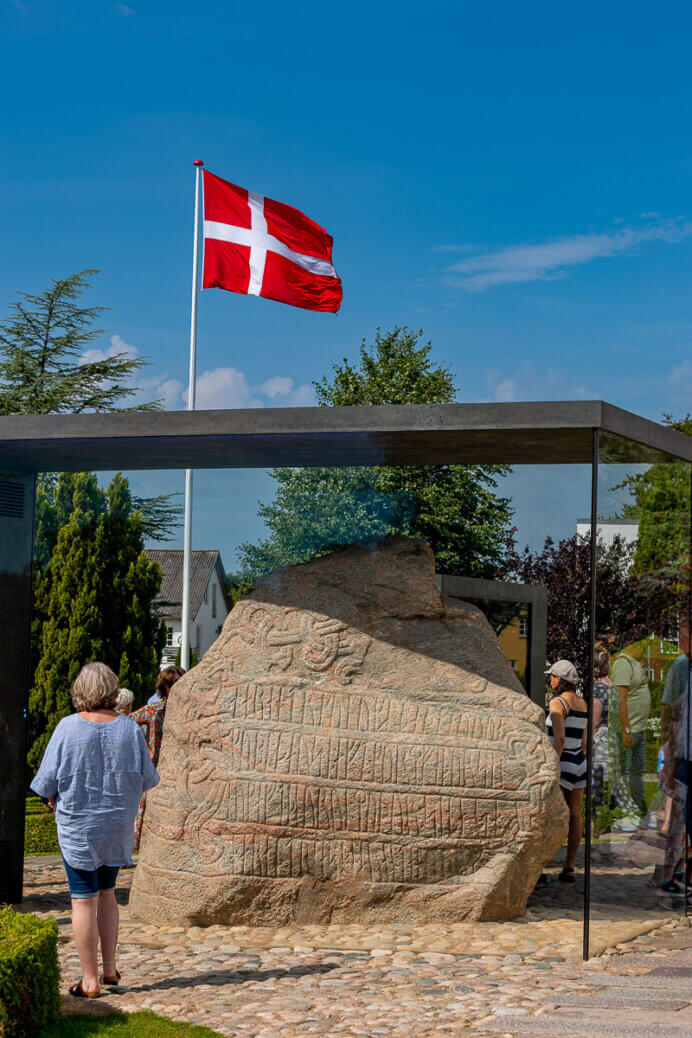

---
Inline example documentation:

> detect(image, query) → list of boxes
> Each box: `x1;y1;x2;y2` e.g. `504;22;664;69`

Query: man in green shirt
610;650;652;814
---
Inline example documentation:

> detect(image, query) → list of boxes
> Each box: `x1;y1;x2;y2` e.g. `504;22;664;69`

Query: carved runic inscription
131;538;569;927
228;603;372;683
179;677;535;884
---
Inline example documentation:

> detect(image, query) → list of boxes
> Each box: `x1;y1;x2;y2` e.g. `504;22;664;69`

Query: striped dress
546;694;588;790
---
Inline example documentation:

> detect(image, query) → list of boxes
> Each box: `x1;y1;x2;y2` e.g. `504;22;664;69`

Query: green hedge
24;797;59;855
25;812;59;855
0;907;60;1037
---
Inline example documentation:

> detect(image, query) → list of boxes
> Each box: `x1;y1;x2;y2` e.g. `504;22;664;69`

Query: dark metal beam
0;401;690;474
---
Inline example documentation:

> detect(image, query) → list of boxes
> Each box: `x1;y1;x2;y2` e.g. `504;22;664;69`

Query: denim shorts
63;858;120;899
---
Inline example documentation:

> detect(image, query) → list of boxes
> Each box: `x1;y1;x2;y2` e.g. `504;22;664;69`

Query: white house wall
192;570;227;656
160;570;229;666
576;520;639;549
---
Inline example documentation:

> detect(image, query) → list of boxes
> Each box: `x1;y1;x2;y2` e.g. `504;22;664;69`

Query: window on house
519;614;528;638
166;626;173;646
196;625;201;651
212;581;217;618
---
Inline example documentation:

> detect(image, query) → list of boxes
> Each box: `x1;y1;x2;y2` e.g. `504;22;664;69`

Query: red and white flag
202;170;342;313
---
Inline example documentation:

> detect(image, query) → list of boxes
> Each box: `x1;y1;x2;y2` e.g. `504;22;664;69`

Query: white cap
545;659;579;686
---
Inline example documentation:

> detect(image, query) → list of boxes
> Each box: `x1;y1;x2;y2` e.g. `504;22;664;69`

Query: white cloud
80;333;183;409
259;376;315;406
80;335;314;411
80;333;138;365
183;367;263;410
261;376;294;399
444;217;692;291
146;377;184;409
115;2;135;15
668;359;692;405
285;383;315;407
669;359;692;385
183;368;315;409
486;364;589;403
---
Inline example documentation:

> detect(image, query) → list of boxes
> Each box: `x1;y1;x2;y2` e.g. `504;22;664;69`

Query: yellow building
498;606;529;685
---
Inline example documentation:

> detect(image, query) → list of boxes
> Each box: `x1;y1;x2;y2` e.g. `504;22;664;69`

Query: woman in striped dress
545;660;588;884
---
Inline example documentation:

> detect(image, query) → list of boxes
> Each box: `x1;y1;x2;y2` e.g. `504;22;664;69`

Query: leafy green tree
27;472;166;772
614;414;690;583
239;327;513;579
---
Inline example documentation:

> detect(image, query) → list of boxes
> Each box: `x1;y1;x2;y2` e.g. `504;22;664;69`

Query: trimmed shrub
0;907;60;1037
24;797;59;855
25;812;59;855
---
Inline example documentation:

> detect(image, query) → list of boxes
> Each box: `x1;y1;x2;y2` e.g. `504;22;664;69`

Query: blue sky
2;1;691;566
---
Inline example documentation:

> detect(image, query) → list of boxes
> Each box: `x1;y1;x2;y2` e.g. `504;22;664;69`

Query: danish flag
202;170;342;313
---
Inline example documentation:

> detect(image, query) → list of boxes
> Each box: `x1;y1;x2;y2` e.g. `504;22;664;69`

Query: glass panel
589;434;691;955
24;424;691;960
96;460;594;954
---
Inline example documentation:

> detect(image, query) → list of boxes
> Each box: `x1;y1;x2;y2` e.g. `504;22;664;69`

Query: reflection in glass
589;437;691;950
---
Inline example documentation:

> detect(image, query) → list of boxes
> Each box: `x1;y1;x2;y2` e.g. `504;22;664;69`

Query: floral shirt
131;699;166;767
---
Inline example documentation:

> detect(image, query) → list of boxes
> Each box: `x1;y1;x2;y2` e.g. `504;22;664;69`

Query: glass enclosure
586;433;691;956
14;414;691;957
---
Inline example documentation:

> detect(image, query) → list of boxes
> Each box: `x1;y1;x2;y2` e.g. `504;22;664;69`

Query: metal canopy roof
0;400;690;473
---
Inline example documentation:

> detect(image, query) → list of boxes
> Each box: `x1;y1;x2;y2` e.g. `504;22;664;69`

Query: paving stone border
19;857;692;1035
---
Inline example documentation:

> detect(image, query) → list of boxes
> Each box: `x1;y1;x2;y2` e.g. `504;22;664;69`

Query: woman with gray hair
115;687;134;715
31;662;159;999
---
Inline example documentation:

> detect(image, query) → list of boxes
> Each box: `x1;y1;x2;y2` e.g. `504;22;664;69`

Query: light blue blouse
31;713;160;870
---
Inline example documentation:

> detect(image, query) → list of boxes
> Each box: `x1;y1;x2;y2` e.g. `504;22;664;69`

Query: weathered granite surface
129;537;567;926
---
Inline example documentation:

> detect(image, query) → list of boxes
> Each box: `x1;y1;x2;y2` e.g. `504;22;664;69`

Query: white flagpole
181;159;203;670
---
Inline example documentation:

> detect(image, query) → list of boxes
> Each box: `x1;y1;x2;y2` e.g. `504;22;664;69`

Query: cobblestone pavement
19;856;692;1036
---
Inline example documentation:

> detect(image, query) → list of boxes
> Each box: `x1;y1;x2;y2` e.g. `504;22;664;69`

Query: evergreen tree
239;327;513;579
0;270;183;541
27;472;165;772
0;270;157;414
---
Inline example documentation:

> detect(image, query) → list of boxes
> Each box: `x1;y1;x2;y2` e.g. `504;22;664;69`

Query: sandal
69;979;100;999
558;866;576;884
101;967;122;986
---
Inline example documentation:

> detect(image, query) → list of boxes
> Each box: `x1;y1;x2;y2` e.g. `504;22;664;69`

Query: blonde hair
71;662;120;712
115;687;135;713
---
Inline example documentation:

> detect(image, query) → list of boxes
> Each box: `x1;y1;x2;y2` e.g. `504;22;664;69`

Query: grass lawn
41;1010;223;1037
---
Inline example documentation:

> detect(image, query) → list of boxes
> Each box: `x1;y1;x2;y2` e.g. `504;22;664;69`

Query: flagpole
181;159;203;671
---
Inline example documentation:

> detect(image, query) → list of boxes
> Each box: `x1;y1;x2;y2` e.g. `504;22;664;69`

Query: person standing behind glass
661;618;690;746
592;647;613;807
610;647;651;816
131;666;184;852
658;618;691;892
